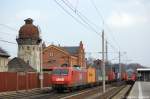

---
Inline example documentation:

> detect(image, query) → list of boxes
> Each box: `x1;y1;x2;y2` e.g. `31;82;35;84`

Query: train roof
50;66;86;71
137;68;150;71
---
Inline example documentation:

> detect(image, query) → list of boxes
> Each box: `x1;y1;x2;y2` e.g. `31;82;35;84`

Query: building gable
43;45;72;69
8;57;36;72
42;42;86;69
43;45;70;56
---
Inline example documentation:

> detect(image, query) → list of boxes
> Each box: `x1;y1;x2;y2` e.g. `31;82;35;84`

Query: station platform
128;81;150;99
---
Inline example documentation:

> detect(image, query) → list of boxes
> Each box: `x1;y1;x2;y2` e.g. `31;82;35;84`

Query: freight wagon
87;67;96;86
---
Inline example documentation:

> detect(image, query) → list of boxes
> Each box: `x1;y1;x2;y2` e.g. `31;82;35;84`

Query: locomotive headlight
56;78;64;81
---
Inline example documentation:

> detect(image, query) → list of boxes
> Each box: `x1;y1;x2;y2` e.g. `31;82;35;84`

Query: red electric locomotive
130;73;136;81
51;66;87;91
126;70;137;84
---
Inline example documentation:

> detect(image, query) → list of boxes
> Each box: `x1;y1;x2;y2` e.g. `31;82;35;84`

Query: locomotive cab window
52;69;69;75
52;69;61;75
62;69;69;75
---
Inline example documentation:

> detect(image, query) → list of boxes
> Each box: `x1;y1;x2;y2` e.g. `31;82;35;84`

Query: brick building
42;41;86;69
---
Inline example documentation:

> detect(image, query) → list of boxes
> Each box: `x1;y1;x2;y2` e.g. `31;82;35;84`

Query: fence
0;72;51;92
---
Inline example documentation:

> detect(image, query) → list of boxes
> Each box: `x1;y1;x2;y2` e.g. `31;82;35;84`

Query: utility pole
102;30;105;93
105;40;108;62
40;42;43;89
106;40;111;73
119;51;121;80
38;26;43;89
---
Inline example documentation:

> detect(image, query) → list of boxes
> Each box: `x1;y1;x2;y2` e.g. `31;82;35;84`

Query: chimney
24;18;33;24
79;41;83;48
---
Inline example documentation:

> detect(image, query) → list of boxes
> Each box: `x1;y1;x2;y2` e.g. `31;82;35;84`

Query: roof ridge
0;47;10;57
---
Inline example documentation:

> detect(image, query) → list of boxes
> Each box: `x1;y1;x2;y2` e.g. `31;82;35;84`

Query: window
61;69;69;75
52;69;69;75
48;60;56;63
52;69;60;75
61;63;68;67
49;52;54;57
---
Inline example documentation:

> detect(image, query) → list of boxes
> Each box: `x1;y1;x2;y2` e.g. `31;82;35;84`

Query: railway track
28;82;120;99
112;85;132;99
0;88;52;99
26;86;105;99
0;81;128;99
98;82;134;99
99;85;126;99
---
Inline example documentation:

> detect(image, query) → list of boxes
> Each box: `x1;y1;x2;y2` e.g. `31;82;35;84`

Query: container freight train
114;71;136;84
51;66;115;92
126;72;137;84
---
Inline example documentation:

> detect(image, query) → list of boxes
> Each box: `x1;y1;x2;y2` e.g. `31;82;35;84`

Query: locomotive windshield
52;69;69;75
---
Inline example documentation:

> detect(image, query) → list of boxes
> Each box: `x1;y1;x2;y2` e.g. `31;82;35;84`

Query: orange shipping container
87;67;96;83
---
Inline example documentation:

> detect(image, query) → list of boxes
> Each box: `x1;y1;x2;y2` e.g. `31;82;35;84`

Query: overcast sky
0;0;150;67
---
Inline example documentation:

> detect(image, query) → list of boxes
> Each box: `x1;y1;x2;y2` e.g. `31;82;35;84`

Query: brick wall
43;46;70;68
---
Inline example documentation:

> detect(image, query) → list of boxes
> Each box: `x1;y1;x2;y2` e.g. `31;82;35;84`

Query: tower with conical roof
16;18;42;72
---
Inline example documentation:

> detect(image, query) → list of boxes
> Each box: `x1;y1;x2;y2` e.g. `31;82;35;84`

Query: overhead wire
53;0;121;57
0;32;16;35
89;0;121;51
58;0;117;60
0;24;18;44
74;0;79;12
0;39;17;45
0;24;17;31
0;24;51;47
1;0;122;60
53;0;102;35
61;0;102;35
89;0;104;25
63;0;120;53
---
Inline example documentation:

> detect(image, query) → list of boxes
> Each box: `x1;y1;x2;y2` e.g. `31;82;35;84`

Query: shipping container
121;72;128;80
87;67;96;84
108;71;115;81
71;67;87;87
95;69;102;82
